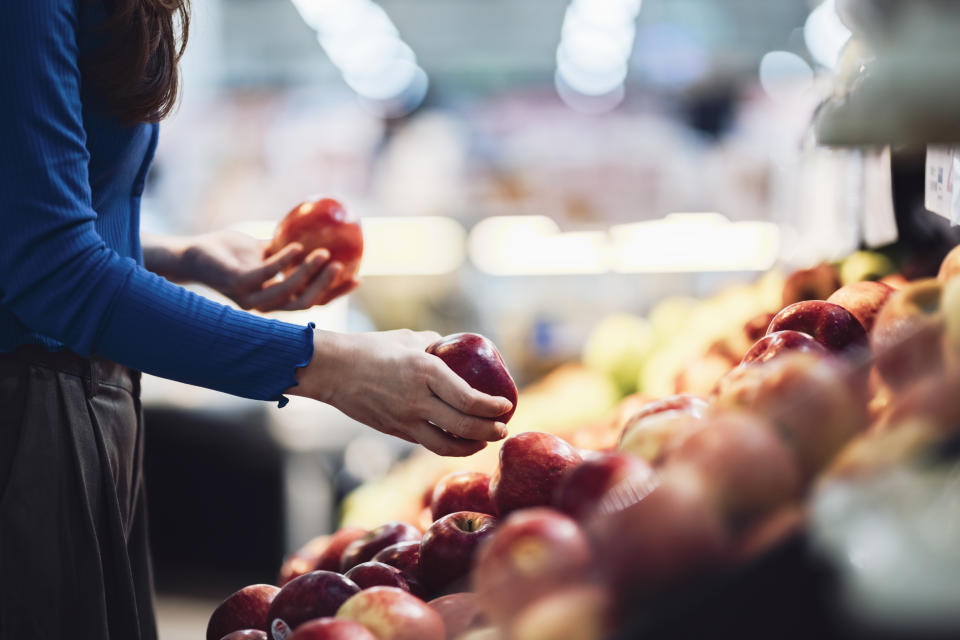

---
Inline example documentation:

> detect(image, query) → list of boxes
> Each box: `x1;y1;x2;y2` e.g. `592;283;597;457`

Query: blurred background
140;1;960;636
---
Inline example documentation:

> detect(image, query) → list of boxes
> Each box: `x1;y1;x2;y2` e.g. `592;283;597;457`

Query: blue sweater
0;0;315;405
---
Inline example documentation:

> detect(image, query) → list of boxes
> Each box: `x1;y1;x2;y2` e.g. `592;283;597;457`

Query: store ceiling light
804;0;852;69
610;214;780;273
555;0;641;112
469;214;779;276
291;0;427;115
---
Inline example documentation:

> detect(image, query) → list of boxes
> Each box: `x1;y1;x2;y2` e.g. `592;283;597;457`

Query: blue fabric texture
0;0;315;405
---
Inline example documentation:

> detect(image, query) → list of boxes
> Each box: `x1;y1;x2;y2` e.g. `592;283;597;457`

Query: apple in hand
336;587;445;640
420;511;497;591
938;244;960;282
265;197;363;290
663;412;801;522
313;527;368;573
588;465;729;597
430;472;496;520
426;333;518;422
741;330;828;366
341;523;421;572
345;562;411;592
428;593;485;640
287;619;377;640
827;280;894;334
266;571;360;639
871;279;946;390
553;452;658;522
207;584;280;640
767;300;869;359
221;631;268;640
490;432;583;516
372;542;425;598
472;508;592;624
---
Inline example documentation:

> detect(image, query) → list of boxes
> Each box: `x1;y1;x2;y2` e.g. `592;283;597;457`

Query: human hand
290;329;514;456
176;230;359;311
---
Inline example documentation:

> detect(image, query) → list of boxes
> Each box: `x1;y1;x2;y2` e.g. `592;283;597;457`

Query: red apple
662;412;801;522
472;508;592;624
265;197;363;289
430;472;496;521
766;300;869;360
420;511;497;591
426;333;518;422
490;432;583;516
741;330;829;366
871;279;946;390
287;619;377;640
341;523;421;573
507;585;612;640
827;281;895;334
372;542;425;598
553;452;658;521
314;527;368;573
938;244;960;282
336;587;445;640
588;465;729;597
345;562;410;592
781;263;841;306
714;352;867;479
427;593;486;640
266;571;360;640
207;584;280;640
221;631;268;640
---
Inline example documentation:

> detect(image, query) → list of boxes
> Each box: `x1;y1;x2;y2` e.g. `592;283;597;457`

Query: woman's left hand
144;230;360;311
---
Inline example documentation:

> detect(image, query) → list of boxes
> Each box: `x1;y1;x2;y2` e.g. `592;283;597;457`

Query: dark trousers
0;346;157;640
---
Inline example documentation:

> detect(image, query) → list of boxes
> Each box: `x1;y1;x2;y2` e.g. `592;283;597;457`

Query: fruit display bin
200;239;960;640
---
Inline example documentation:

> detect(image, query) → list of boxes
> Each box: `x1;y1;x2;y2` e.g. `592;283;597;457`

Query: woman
0;2;511;638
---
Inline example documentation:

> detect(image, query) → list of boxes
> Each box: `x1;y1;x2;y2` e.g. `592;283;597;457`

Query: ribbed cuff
275;321;315;408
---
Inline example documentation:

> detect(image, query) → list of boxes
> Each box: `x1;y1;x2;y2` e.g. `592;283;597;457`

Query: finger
424;358;514;418
408;422;488;457
421;396;507;441
245;250;330;311
279;261;344;311
316;278;360;306
240;243;309;289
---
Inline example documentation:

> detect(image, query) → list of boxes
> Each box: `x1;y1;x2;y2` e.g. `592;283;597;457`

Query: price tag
925;146;959;224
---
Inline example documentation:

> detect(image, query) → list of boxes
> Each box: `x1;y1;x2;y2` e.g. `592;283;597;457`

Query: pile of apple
208;245;960;640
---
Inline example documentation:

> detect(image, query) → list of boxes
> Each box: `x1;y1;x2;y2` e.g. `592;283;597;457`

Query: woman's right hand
288;329;514;456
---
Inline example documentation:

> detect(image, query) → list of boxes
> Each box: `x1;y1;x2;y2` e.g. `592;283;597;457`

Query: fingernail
495;423;508;439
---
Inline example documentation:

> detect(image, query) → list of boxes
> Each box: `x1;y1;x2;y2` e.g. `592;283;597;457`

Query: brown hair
83;0;190;124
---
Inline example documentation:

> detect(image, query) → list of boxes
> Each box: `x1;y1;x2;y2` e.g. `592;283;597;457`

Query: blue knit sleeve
0;0;315;405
